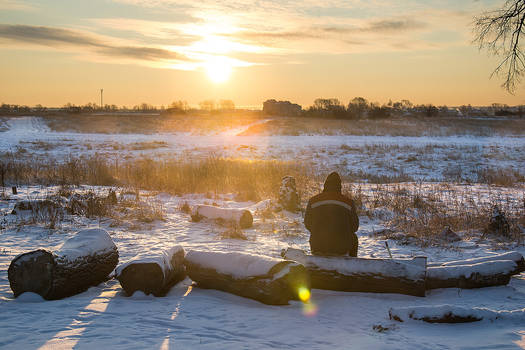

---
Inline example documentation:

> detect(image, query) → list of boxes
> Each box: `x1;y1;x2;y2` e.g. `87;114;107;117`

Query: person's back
304;172;359;256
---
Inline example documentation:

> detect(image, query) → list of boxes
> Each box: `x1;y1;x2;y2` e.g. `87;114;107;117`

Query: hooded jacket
304;172;359;256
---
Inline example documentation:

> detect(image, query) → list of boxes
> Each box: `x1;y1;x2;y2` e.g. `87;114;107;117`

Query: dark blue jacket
304;190;359;256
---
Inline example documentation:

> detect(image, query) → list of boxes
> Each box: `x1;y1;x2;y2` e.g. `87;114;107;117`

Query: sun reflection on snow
302;301;319;317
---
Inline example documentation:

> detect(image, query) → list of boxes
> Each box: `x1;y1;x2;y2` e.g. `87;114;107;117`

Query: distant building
262;99;302;116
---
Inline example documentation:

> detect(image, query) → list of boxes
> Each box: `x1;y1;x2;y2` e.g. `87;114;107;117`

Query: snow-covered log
428;251;525;275
426;260;517;290
389;305;525;323
116;246;186;297
8;228;118;300
282;248;427;297
192;205;253;228
184;250;309;305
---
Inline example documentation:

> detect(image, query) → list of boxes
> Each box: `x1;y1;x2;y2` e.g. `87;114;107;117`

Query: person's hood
323;172;342;193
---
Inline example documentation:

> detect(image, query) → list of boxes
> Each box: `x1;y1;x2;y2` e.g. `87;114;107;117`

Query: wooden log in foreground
389;305;525;323
8;228;119;300
184;250;309;305
116;246;186;297
426;259;517;290
282;248;427;297
193;205;253;228
428;251;525;275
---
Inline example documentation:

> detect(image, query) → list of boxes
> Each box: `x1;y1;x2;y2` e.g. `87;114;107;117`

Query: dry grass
348;183;524;246
8;187;165;231
239;116;525;137
218;223;248;240
0;153;313;200
44;113;261;135
178;201;192;214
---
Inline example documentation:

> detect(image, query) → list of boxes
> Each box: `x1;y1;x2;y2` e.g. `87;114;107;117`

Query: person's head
323;172;342;193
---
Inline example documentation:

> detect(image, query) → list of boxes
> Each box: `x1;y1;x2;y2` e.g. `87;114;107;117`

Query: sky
0;0;524;108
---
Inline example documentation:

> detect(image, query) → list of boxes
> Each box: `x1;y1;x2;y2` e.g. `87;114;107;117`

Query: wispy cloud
361;18;426;33
0;24;190;63
0;0;476;71
0;0;35;11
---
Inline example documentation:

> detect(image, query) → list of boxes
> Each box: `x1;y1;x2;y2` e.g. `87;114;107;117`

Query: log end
8;250;55;299
270;261;311;302
117;262;166;297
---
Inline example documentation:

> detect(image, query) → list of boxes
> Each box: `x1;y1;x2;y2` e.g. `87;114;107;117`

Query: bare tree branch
473;0;525;93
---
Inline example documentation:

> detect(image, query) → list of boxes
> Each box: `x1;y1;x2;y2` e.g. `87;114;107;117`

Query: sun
204;56;232;83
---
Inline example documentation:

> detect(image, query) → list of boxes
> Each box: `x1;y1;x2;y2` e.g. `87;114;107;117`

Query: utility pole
100;88;103;110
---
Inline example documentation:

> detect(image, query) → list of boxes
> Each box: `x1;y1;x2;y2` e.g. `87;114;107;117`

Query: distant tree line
0;99;237;116
262;98;525;119
1;98;524;118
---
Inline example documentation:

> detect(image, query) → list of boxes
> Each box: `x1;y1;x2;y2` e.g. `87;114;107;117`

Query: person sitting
304;172;359;256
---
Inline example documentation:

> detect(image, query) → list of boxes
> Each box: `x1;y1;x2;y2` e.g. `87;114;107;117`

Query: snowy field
0;116;524;349
1;116;524;182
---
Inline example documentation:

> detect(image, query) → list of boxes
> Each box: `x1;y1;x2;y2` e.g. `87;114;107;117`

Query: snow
57;228;116;261
1;187;524;349
427;260;517;280
284;248;426;280
2;116;525;182
390;305;525;323
115;245;184;278
13;292;46;303
185;250;282;279
1;119;525;349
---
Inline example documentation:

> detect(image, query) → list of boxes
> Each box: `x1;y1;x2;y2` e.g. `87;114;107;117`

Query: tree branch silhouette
474;0;525;93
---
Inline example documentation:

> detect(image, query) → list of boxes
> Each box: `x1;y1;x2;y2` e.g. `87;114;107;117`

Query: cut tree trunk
282;248;427;297
192;205;253;228
8;228;119;300
116;246;186;297
426;259;517;290
184;250;309;305
389;305;525;323
428;251;525;275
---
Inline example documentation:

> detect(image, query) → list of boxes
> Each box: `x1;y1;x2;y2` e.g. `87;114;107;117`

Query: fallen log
389;305;525;323
8;228;119;300
426;259;517;290
116;246;186;297
428;251;525;275
192;205;253;228
184;250;309;305
282;248;427;297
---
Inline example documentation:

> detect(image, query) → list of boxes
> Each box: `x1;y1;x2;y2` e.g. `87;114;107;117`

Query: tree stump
278;176;300;212
185;250;309;305
116;246;186;297
282;248;427;297
8;228;119;300
486;206;510;237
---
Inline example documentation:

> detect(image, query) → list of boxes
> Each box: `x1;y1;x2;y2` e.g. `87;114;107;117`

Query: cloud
0;0;35;11
0;24;190;62
361;18;426;33
0;24;102;46
227;17;426;49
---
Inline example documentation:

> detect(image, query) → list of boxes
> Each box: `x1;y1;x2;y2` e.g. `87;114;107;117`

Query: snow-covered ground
1;116;524;181
0;117;524;349
0;186;524;349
